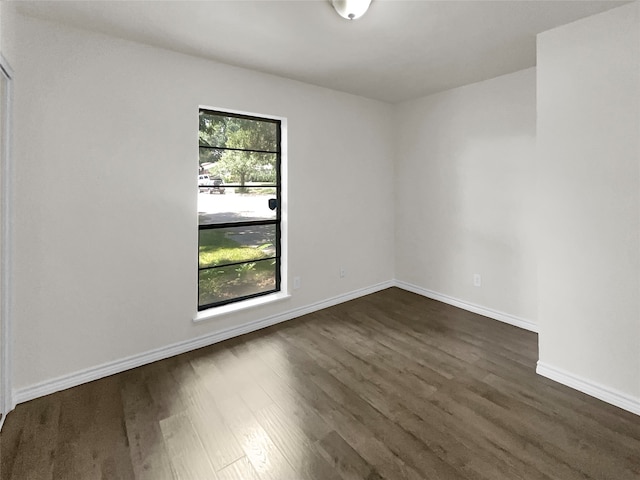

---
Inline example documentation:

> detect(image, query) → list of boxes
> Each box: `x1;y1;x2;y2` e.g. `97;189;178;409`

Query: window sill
193;291;291;323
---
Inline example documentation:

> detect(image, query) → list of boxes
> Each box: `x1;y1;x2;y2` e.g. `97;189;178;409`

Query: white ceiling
16;0;627;103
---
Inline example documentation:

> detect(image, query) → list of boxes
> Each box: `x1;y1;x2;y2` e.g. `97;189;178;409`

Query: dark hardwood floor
2;287;639;479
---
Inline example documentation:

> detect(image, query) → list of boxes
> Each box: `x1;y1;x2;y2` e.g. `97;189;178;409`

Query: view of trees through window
198;110;281;309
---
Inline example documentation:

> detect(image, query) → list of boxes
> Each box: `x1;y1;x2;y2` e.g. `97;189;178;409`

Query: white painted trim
393;280;538;333
194;291;291;322
196;105;290;317
537;361;640;416
0;54;14;421
13;280;394;405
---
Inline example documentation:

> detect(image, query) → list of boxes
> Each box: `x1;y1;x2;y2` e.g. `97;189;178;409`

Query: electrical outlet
473;274;482;287
340;267;346;278
293;276;301;290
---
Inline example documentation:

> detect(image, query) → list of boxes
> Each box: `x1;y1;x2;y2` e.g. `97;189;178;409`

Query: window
198;109;281;310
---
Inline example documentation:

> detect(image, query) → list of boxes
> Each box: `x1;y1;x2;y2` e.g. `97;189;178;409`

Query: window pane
199;112;278;152
198;109;281;311
198;259;277;307
199;148;277;184
199;225;276;268
198;146;221;167
198;187;278;225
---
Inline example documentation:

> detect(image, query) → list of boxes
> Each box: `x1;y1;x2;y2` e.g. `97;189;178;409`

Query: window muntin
198;109;281;310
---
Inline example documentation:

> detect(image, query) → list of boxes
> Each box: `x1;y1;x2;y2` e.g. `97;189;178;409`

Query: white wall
10;14;395;391
0;3;17;62
394;68;537;327
8;3;640;417
537;2;640;405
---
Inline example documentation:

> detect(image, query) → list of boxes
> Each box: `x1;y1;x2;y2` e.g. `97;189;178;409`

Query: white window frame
194;106;289;322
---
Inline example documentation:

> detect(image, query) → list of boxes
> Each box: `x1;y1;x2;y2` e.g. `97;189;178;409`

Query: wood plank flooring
1;287;639;479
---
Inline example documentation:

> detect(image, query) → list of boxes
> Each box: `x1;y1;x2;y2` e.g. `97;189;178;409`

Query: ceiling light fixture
332;0;372;20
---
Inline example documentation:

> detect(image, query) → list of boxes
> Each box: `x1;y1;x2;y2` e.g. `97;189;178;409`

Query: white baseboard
394;280;538;333
13;281;394;406
11;281;639;421
537;361;640;416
